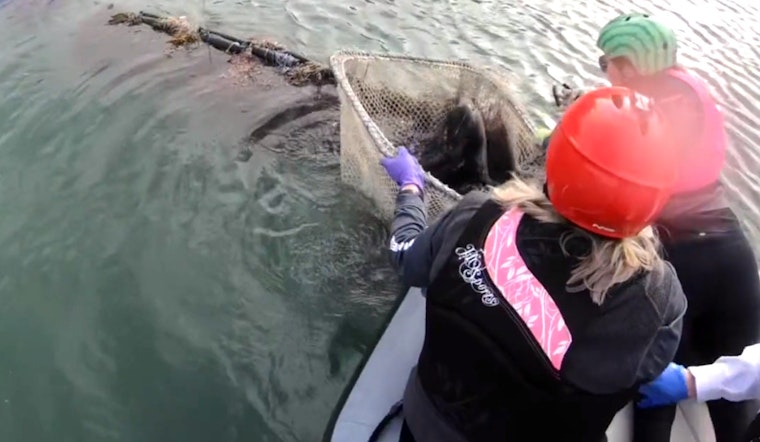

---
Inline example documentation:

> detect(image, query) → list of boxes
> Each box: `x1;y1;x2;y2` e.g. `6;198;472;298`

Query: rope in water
107;10;336;88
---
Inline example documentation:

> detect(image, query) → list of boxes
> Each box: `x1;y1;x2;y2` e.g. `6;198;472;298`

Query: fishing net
329;50;545;222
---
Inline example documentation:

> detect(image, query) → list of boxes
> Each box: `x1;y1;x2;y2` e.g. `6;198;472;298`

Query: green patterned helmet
596;13;678;76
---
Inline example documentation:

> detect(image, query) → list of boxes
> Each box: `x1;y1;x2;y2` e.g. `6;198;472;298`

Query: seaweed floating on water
284;62;335;88
165;20;200;48
255;39;287;52
108;12;199;47
107;12;142;26
151;15;198;47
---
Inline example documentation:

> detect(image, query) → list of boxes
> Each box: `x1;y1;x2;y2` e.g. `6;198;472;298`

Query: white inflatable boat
322;287;717;442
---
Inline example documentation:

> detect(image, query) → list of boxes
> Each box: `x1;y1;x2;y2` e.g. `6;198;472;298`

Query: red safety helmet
546;86;678;239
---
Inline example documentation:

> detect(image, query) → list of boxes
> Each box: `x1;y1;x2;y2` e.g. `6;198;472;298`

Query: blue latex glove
637;363;690;408
380;146;425;193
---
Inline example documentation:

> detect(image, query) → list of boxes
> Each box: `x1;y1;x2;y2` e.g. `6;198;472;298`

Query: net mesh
329;50;547;222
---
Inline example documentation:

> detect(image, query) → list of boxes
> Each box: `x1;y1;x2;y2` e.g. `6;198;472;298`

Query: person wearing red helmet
593;13;760;442
378;86;687;441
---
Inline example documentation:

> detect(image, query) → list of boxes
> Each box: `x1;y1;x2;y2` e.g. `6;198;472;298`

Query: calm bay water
0;0;758;441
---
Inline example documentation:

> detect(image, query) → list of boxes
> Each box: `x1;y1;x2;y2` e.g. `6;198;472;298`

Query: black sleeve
388;190;489;288
561;264;687;394
635;263;688;383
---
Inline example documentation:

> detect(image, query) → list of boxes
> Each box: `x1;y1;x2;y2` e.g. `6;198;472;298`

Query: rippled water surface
0;0;758;441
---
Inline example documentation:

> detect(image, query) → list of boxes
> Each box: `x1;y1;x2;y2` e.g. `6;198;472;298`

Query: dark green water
0;0;759;441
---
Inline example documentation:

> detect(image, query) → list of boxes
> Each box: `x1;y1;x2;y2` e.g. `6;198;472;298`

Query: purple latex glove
637;363;690;408
380;146;425;193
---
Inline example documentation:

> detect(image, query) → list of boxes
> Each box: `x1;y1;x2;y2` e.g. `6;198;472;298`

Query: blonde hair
491;178;664;305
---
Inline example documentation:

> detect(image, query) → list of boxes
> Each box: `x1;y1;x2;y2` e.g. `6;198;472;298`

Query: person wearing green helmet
596;12;760;442
594;12;726;193
595;12;677;79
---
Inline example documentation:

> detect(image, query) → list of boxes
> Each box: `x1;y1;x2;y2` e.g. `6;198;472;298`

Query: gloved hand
552;83;585;109
637;363;690;408
380;146;425;193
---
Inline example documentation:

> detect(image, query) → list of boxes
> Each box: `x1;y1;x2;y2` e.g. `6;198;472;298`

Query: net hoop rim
329;49;539;201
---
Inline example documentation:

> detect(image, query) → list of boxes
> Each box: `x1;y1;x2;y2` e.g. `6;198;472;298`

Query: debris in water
108;12;199;48
255;38;287;52
236;149;253;162
285;62;335;88
107;10;336;88
222;53;268;88
107;12;141;26
166;20;200;47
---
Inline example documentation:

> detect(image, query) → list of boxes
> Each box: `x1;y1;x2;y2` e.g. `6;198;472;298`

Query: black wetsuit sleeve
635;263;688;383
562;264;687;394
388;190;488;288
388;190;441;288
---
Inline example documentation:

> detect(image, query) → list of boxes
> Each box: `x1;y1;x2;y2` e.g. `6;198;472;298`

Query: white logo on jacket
389;236;415;252
455;244;500;307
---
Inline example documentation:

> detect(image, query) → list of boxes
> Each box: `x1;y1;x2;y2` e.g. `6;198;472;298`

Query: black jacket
389;189;688;441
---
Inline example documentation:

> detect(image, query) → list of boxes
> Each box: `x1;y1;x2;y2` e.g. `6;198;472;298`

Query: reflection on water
0;0;758;441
